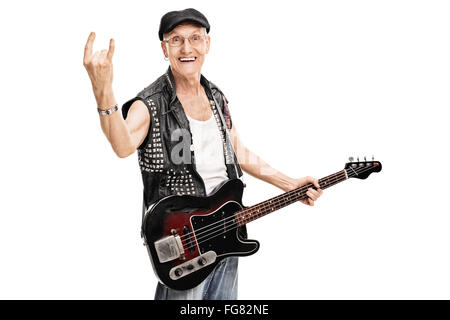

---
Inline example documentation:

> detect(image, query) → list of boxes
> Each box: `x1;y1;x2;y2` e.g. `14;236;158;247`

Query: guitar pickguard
190;201;243;256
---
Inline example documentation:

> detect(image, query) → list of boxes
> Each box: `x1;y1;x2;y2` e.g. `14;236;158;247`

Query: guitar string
178;163;378;251
184;171;347;249
186;164;378;250
177;165;369;252
178;171;344;240
177;169;349;242
177;170;344;245
178;164;373;251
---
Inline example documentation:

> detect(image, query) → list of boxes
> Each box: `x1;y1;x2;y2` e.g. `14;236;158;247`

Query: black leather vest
122;67;245;224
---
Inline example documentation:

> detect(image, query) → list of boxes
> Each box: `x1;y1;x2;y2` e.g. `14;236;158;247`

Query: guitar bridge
154;232;185;263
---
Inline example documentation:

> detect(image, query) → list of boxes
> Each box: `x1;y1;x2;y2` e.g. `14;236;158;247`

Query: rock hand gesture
83;32;116;110
83;32;149;158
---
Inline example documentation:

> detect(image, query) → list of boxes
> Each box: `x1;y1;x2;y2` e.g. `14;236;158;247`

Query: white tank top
186;113;229;196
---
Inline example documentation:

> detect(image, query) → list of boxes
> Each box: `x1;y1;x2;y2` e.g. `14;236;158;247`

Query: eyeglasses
163;33;207;47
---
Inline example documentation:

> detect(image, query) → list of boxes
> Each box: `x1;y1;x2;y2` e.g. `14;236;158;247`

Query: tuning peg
349;156;354;162
364;156;367;162
372;155;374;161
357;156;360;162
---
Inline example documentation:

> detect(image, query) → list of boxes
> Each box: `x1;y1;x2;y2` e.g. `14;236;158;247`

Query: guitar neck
235;170;348;226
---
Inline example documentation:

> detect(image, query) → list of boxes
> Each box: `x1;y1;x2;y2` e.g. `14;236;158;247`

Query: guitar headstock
345;156;382;180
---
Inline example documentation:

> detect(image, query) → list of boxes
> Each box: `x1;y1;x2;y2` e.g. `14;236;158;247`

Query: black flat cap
159;8;210;41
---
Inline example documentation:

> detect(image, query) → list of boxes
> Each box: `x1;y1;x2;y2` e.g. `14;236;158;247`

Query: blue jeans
154;257;239;300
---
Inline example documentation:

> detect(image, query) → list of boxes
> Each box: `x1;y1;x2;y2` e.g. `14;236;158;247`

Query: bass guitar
142;158;382;290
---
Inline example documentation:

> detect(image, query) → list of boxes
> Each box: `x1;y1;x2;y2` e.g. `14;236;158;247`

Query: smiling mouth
179;57;197;63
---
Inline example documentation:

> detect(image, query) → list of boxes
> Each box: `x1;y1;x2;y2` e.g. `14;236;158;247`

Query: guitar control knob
187;264;194;270
198;257;207;266
174;268;183;277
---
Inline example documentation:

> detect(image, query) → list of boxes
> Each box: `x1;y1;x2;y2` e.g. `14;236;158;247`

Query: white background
1;0;449;299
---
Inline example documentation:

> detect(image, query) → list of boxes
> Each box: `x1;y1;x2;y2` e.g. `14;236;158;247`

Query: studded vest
121;67;244;220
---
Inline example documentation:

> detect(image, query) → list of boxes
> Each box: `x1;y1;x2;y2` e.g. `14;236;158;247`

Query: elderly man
83;8;323;300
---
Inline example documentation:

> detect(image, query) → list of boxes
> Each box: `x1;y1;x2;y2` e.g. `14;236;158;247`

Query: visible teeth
179;57;196;61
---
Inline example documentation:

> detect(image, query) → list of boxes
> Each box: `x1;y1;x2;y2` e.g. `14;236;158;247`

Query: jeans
154;257;239;300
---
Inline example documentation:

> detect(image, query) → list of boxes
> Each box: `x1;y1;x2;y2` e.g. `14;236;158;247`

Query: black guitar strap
211;92;244;178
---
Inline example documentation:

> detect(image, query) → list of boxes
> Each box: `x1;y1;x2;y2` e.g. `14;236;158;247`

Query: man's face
161;23;210;78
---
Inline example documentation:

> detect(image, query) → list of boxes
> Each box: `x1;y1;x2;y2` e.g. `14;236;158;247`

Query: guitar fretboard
235;170;347;226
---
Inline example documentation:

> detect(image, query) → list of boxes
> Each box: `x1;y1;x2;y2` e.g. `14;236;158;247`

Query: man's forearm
97;89;134;158
239;147;295;192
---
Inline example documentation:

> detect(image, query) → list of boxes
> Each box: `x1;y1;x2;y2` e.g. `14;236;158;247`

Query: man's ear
161;41;168;58
205;35;211;54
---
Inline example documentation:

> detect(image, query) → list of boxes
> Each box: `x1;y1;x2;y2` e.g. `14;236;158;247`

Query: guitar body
141;159;382;290
142;179;259;290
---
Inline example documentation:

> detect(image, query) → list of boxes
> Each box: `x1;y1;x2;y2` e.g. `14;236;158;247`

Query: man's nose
181;37;193;52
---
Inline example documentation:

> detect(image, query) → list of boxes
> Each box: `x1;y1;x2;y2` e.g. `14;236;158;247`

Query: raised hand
83;32;116;108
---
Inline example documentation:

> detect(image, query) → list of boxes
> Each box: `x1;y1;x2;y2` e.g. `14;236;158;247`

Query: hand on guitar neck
281;176;323;206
